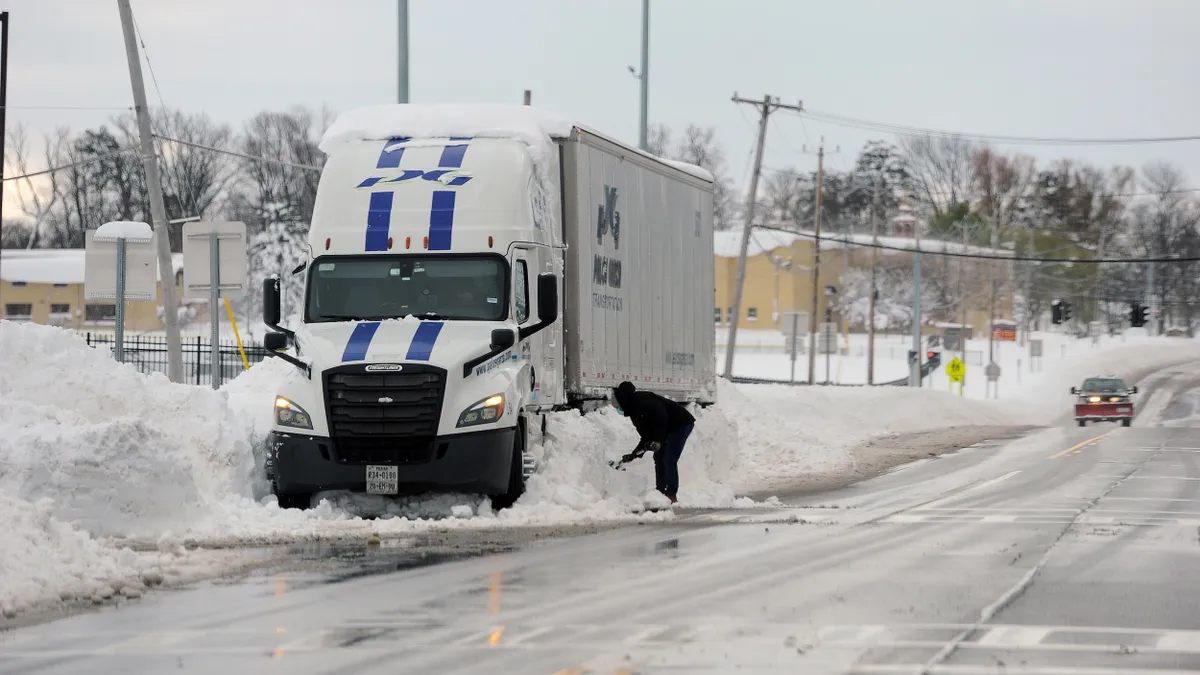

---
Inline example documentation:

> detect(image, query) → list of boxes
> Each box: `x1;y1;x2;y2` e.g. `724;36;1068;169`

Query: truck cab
262;133;561;509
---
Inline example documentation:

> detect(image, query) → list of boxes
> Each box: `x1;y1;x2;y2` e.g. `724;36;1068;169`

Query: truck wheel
1122;419;1131;428
1077;420;1086;427
490;422;527;510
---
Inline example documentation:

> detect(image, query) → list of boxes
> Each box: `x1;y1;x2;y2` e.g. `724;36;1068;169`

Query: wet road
7;398;1200;673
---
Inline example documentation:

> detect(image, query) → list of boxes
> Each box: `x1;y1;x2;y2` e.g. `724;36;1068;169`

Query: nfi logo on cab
357;169;474;190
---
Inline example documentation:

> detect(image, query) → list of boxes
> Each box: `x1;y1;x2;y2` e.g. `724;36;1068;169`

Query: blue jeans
654;423;694;499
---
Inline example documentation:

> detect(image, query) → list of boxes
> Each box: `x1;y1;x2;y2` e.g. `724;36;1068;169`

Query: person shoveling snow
610;381;696;505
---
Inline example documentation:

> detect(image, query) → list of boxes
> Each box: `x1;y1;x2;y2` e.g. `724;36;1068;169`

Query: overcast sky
5;0;1199;218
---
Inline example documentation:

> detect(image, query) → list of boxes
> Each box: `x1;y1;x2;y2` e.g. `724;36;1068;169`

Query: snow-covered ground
2;320;1199;618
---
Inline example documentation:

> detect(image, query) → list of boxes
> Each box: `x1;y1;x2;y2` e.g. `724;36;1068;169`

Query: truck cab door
510;248;547;407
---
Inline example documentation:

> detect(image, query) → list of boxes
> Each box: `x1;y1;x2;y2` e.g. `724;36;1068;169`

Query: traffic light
1062;301;1072;322
1051;299;1063;324
926;350;941;369
1130;302;1150;328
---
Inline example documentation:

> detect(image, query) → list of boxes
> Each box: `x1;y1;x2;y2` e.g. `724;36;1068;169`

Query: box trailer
259;104;716;509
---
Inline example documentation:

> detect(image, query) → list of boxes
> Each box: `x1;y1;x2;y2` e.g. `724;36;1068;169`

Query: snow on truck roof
320;103;714;182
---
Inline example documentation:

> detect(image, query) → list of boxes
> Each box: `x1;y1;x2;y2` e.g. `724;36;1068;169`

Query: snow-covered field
2;320;1199;618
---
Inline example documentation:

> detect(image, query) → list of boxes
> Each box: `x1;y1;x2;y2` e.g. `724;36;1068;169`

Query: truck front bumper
1074;403;1134;421
268;428;516;497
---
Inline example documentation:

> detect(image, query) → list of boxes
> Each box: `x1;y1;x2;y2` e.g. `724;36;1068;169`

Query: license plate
1117;407;1131;413
366;465;399;495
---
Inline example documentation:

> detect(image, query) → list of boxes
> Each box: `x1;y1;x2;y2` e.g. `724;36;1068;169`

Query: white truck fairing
261;104;714;508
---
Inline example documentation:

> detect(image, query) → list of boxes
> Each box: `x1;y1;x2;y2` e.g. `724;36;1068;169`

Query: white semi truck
262;104;716;509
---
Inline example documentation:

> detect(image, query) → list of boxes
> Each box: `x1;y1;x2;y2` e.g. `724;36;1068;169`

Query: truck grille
323;364;446;465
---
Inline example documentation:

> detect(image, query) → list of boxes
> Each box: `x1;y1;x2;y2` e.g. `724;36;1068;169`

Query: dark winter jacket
613;382;695;445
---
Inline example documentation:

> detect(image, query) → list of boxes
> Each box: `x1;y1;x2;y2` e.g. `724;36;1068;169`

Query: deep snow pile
0;494;173;617
3;319;1200;616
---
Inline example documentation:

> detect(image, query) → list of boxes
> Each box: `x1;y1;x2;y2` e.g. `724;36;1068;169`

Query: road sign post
84;221;157;364
985;361;1002;399
183;221;248;389
946;356;966;396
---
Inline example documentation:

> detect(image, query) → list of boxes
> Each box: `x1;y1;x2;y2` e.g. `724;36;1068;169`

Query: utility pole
959;218;969;374
723;94;803;379
0;12;8;258
1146;260;1156;336
988;219;998;364
910;217;922;387
117;0;183;383
637;0;649;151
807;140;826;385
867;178;879;385
398;0;409;103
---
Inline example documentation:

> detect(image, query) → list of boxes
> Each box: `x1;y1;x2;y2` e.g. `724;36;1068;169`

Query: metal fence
84;333;271;386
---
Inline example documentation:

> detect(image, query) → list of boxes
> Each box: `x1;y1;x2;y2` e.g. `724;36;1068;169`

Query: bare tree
762;168;803;226
4;124;67;249
646;123;671;157
899;134;977;219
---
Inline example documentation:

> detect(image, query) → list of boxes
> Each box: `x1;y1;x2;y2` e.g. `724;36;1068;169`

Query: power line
755;224;1200;263
1;105;132;112
155;135;322;172
792;108;1200;146
2;147;138;181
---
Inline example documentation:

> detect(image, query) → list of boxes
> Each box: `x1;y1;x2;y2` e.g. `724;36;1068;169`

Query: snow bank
0;494;173;618
0;322;259;537
720;380;1012;490
4;318;1198;616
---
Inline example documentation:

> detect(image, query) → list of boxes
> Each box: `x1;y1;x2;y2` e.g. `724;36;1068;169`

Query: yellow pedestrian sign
946;357;966;383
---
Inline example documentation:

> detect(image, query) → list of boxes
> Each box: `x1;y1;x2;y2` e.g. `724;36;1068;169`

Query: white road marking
504;626;557;645
1156;630;1200;650
975;625;1050;646
622;625;671;645
980;514;1018;523
921;471;1021;509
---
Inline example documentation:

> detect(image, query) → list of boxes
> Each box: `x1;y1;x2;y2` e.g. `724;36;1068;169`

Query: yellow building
0;249;210;332
714;227;1015;336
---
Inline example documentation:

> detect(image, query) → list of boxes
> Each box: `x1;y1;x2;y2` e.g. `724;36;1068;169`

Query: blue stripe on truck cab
364;191;394;252
342;322;381;362
427;191;456;251
426;137;470;251
406;321;444;361
376;137;410;168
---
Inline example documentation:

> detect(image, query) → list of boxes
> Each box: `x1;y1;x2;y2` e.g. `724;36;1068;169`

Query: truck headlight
457;394;504;428
1088;395;1101;403
275;396;313;430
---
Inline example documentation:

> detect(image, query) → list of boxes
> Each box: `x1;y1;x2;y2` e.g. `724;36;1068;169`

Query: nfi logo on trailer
356;169;475;190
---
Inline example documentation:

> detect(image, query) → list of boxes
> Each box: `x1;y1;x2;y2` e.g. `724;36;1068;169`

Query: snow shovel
608;450;644;471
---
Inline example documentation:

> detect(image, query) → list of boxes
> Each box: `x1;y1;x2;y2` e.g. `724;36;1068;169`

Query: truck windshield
306;255;508;322
1081;378;1126;392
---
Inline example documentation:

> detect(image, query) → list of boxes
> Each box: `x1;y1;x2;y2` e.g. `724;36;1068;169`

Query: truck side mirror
263;277;282;327
490;328;516;351
537;273;559;324
1070;387;1078;394
264;331;288;351
1130;386;1138;394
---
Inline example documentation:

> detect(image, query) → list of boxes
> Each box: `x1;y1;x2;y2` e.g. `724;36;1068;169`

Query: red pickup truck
1072;376;1137;427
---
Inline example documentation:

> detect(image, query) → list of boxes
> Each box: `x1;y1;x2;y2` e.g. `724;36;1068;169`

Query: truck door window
514;259;529;324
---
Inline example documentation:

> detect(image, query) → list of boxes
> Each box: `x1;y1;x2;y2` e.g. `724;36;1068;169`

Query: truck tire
1122;418;1131;428
490;421;527;510
1077;420;1086;427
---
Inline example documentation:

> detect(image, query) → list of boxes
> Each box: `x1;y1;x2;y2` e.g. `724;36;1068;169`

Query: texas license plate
366;465;399;494
1117;407;1131;413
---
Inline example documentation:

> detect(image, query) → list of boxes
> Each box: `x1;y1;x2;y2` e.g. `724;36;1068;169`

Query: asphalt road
6;400;1200;673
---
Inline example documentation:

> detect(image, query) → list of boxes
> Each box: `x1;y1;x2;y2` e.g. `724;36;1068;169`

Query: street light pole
398;0;409;103
637;0;649;151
